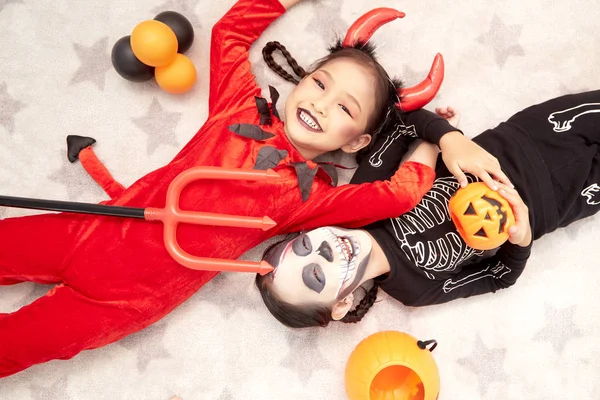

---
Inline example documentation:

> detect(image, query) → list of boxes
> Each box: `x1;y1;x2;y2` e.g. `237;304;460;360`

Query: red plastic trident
0;167;280;275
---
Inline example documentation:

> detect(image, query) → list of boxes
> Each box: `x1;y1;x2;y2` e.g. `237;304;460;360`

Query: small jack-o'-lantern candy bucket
345;331;440;400
449;182;515;250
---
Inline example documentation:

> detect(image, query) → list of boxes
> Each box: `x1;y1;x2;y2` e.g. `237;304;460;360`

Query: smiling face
283;57;378;160
267;227;374;308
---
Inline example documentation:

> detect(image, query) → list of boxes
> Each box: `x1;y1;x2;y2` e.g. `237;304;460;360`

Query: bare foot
435;106;461;128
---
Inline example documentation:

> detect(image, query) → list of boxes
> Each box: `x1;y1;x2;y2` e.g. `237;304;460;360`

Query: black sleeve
402;108;462;145
350;109;461;185
350;134;414;184
405;242;533;306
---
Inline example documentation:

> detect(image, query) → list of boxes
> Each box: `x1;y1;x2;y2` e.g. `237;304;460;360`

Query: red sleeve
285;161;436;231
209;0;286;115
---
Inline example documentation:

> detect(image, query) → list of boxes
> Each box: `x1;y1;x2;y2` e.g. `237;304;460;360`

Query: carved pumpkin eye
449;182;515;250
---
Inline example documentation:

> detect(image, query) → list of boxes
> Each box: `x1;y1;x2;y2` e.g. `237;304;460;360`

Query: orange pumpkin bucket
345;331;440;400
448;182;515;250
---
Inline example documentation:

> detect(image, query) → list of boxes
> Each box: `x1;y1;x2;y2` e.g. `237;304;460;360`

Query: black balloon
111;36;155;82
154;11;194;54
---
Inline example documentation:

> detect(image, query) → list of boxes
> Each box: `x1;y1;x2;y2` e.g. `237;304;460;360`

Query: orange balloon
130;20;178;67
345;331;440;400
155;53;197;94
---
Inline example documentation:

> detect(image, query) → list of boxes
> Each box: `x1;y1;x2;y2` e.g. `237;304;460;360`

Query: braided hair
262;40;404;164
340;282;380;324
255;236;380;328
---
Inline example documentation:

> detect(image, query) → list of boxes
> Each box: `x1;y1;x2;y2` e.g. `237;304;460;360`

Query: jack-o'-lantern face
448;182;515;250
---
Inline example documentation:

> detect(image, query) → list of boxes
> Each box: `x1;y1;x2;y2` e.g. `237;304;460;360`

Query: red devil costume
0;0;443;377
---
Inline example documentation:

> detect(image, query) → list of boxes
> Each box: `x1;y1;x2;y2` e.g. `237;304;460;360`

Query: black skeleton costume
351;91;600;306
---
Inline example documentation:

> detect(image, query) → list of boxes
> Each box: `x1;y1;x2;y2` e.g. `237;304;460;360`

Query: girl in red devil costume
0;0;506;377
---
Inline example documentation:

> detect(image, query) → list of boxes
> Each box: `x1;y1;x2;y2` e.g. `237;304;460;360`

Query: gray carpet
1;0;599;399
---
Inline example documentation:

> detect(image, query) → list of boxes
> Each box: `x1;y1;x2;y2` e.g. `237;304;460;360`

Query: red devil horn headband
342;8;444;112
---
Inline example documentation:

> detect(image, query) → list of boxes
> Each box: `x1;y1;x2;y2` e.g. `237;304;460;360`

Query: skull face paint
269;227;373;307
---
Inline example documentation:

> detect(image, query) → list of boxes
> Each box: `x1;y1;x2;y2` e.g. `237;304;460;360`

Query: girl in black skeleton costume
255;90;600;328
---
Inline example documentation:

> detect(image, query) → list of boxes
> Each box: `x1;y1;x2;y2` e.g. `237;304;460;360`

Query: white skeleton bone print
581;183;600;205
368;122;417;167
547;103;600;132
442;260;511;293
389;176;485;279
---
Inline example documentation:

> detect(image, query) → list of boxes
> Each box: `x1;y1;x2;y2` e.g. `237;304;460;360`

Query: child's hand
439;132;512;191
435;106;461;128
496;183;532;247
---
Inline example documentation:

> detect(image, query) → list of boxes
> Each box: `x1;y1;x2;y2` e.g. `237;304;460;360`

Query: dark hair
255;237;380;328
262;40;403;164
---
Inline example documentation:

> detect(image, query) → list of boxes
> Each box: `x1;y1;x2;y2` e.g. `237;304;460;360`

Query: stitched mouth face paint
269;227;372;307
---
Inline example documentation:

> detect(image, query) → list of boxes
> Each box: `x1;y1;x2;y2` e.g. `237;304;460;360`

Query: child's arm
283;160;436;231
405;241;532;306
208;0;294;115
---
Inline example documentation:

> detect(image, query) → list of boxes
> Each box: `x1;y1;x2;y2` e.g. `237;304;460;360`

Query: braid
262;41;307;85
340;282;379;324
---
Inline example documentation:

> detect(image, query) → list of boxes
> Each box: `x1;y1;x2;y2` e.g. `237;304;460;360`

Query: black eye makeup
316;241;333;262
302;263;326;293
312;77;325;90
339;104;352;117
292;234;312;256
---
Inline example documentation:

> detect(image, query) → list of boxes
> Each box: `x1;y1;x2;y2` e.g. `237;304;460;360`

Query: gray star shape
402;64;434;94
70;37;112;91
0;82;26;134
280;329;331;385
217;388;234;400
198;273;260;319
30;376;72;400
12;283;54;310
558;83;592;97
457;335;508;396
563;217;588;241
476;14;524;68
48;150;105;201
305;0;346;43
119;322;172;372
0;0;23;13
132;98;181;155
151;0;202;28
533;304;582;353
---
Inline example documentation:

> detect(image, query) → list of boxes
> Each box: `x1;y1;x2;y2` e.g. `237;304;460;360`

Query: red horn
398;53;445;112
343;8;405;47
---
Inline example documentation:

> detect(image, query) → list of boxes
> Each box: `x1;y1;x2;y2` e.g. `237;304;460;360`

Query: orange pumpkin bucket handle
417;339;438;352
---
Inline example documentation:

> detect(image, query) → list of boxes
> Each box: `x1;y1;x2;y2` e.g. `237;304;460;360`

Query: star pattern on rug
457;335;508;396
197;273;260;319
217;388;234;400
0;82;26;134
48;150;105;201
476;14;524;68
151;0;202;28
280;329;331;385
305;0;346;42
70;38;112;91
119;322;172;372
30;377;72;400
132;98;182;155
12;283;53;310
533;304;582;353
0;0;23;14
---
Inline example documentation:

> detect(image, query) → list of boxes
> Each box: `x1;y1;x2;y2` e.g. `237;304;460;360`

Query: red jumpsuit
0;0;434;377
